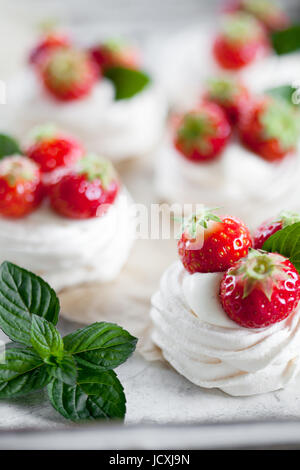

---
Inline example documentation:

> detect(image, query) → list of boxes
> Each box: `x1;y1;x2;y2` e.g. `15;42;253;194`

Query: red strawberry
204;76;250;124
213;12;268;70
0;155;44;218
239;97;300;161
220;250;300;328
26;125;84;174
174;102;231;163
89;39;140;74
29;32;71;67
40;48;98;101
49;154;120;219
224;0;290;32
254;210;300;249
177;209;252;273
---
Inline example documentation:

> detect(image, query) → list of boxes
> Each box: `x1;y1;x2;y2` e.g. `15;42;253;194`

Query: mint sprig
48;369;126;421
30;314;64;362
262;222;300;273
0;261;137;422
63;322;137;371
0;134;22;159
104;66;151;100
0;348;50;399
0;262;60;346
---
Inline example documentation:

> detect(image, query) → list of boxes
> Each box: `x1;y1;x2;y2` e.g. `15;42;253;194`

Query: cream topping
151;262;300;396
4;69;167;161
0;188;135;291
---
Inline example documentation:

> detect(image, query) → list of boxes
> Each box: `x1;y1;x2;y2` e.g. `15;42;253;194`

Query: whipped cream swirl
4;70;167;161
155;139;300;229
151;261;300;396
0;188;135;291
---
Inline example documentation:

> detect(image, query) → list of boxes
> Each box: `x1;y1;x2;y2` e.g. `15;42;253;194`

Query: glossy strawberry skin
239;98;297;161
253;219;283;249
29;33;71;67
220;257;300;328
26;135;84;174
213;34;265;70
0;157;44;218
174;103;231;163
89;43;140;74
49;173;119;219
40;49;98;101
178;216;252;273
203;79;250;124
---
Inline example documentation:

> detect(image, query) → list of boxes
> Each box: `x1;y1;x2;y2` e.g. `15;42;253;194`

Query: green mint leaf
0;134;22;159
104;66;151;100
0;347;42;382
262;222;300;273
0;366;50;398
77;369;126;419
47;354;77;386
266;85;299;108
0;347;50;398
271;24;300;55
47;369;126;421
5;341;27;350
0;262;60;346
30;314;64;362
63;322;137;371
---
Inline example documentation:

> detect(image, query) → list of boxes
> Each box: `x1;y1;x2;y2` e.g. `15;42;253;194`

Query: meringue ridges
151;261;300;396
0;188;135;291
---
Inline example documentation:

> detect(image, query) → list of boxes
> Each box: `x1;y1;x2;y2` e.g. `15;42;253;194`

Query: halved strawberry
173;102;231;162
239;97;300;161
0;155;44;218
213;12;268;70
39;48;98;101
204;76;250;124
177;208;252;273
220;249;300;328
49;154;120;219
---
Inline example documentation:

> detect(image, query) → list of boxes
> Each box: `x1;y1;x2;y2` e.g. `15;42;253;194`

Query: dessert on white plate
152;1;300;228
4;34;167;162
148;1;294;111
0;130;135;291
155;75;300;228
151;208;300;396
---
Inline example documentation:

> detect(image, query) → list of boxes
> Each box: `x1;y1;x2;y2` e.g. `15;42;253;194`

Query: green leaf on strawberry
222;12;263;45
77;154;116;189
266;85;300;109
262;222;300;273
271;24;300;55
0;134;22;159
260;99;300;151
104;66;150;100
